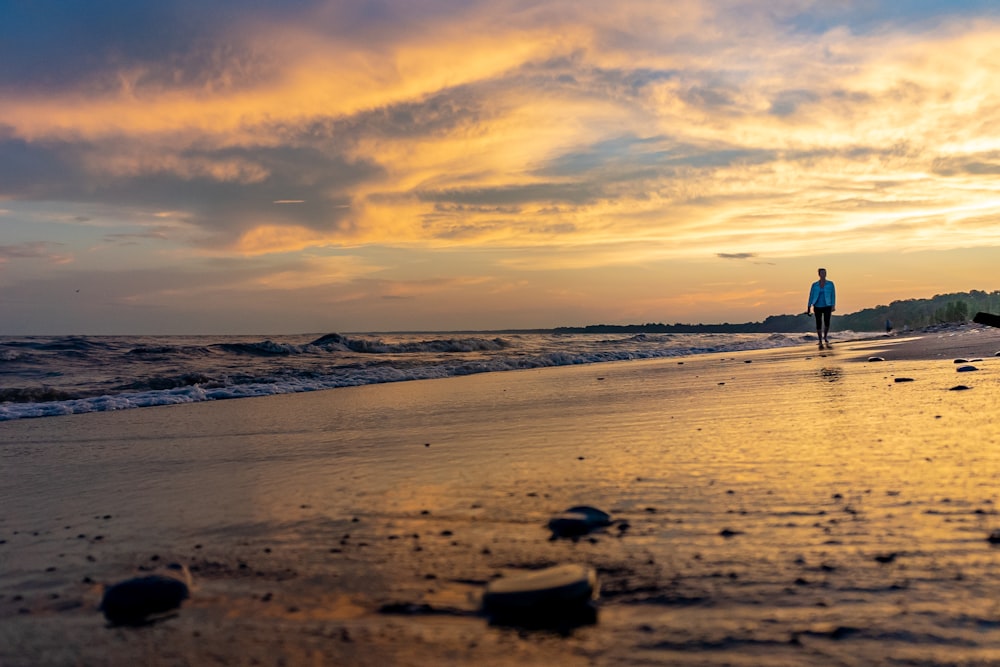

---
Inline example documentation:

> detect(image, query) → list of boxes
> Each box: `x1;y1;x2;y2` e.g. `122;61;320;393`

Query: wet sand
2;326;1000;666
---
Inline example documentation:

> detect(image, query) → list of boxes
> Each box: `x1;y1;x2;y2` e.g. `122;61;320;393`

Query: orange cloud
4;2;1000;268
234;224;337;255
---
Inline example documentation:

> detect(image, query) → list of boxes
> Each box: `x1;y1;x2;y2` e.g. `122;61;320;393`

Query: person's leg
822;308;832;344
814;310;824;347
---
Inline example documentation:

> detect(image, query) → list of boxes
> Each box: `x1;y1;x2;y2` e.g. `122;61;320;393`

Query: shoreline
2;330;1000;665
3;324;998;424
844;325;1000;361
0;329;869;423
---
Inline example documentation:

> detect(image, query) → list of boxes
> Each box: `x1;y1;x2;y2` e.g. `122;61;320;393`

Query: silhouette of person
806;268;836;349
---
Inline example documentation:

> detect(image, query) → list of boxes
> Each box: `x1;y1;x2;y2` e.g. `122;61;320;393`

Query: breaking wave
0;330;877;421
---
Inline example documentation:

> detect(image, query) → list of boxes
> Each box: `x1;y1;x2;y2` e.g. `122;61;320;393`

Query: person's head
817;268;827;280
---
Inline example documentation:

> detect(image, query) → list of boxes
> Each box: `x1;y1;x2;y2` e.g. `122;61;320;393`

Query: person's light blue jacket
808;281;836;310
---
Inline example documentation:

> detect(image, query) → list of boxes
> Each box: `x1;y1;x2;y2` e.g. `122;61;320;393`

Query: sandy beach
3;325;1000;666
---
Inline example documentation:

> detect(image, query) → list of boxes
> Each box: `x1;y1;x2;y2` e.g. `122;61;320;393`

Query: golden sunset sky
2;1;1000;333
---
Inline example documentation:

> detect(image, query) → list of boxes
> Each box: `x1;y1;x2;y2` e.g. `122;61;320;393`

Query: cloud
0;241;71;264
4;1;1000;331
103;230;171;245
0;0;318;91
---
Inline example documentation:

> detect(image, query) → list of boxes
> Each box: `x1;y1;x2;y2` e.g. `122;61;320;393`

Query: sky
2;0;1000;334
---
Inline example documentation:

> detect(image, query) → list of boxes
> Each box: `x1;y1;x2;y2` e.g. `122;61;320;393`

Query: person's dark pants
814;306;832;335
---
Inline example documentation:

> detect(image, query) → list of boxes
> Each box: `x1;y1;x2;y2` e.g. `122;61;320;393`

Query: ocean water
0;330;875;421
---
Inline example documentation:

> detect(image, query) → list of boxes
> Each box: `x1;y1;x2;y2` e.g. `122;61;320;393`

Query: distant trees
841;290;999;331
550;289;1000;334
934;300;968;324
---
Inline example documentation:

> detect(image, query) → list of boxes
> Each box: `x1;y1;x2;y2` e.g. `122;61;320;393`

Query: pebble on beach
957;365;979;372
868;356;885;362
548;506;612;539
99;564;191;626
481;563;598;627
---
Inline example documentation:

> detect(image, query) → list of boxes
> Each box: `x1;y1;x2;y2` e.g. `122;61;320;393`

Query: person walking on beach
806;268;836;349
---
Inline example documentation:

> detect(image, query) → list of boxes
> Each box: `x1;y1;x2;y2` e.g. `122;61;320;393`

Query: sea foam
0;330;874;421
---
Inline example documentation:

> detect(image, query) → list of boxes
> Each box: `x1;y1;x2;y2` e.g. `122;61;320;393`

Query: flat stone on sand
482;564;598;619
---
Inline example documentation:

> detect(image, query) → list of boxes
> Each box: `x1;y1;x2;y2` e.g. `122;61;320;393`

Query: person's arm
806;283;816;314
830;283;836;311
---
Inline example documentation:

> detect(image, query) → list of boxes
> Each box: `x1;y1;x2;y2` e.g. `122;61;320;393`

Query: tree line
836;289;1000;332
550;289;1000;334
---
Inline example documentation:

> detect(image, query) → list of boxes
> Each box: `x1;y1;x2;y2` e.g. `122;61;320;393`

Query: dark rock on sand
867;356;885;362
548;506;612;538
987;530;1000;544
100;567;190;625
957;365;979;372
950;385;972;391
894;378;915;383
954;359;970;364
973;312;1000;328
482;563;598;629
